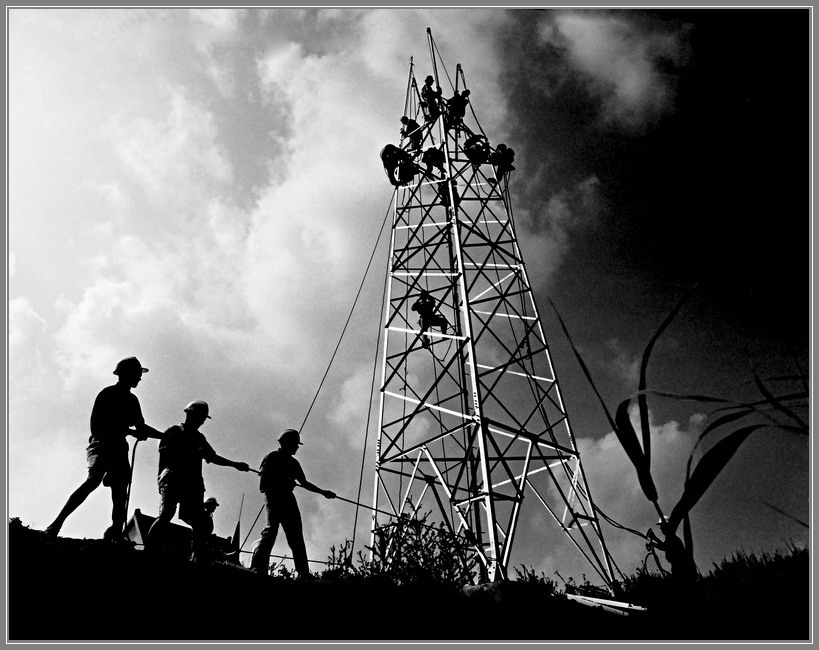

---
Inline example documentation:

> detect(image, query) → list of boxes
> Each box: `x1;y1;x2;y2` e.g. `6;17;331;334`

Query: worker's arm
297;478;336;499
131;423;164;441
209;453;250;472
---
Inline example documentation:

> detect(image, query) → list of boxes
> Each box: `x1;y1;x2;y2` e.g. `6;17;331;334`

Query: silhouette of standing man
46;356;162;542
146;400;250;563
250;429;335;578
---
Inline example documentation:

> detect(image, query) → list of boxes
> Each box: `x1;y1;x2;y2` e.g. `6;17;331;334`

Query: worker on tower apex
45;356;163;543
250;429;336;579
380;144;416;187
411;289;450;349
464;133;491;166
445;89;470;130
400;116;423;153
421;74;442;123
146;400;251;564
488;143;516;186
421;146;445;180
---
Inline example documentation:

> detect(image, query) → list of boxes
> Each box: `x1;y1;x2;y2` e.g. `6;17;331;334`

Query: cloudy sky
8;8;810;585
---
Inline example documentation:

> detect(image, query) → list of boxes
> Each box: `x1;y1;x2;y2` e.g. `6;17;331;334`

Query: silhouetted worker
647;520;698;584
489;143;516;185
204;496;219;519
250;429;336;578
421;75;442;123
464;134;490;166
45;356;162;542
400;116;423;153
421;146;445;179
146;400;250;563
446;89;470;130
380;144;416;187
411;289;450;349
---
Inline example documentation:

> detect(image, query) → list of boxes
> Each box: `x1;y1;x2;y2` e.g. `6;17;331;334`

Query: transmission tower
371;29;617;588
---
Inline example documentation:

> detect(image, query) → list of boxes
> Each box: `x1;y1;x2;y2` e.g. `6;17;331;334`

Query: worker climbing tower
371;30;617;588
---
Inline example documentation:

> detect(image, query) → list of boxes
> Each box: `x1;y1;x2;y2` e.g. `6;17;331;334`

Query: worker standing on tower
421;75;442;123
421;146;445;180
412;289;450;349
445;89;470;130
489;143;516;186
146;400;250;563
250;429;336;579
400;116;423;153
45;356;163;543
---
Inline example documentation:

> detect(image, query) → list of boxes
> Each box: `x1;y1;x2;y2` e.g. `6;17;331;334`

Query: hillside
8;519;809;642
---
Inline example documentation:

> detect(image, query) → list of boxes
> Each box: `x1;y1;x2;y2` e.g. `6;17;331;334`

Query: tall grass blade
614;399;658;503
550;299;618;432
637;285;698;472
668;423;764;532
761;500;809;529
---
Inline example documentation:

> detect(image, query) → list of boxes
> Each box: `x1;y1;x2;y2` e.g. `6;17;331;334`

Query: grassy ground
8;518;809;641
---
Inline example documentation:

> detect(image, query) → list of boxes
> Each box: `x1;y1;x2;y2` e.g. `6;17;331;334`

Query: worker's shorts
86;442;130;488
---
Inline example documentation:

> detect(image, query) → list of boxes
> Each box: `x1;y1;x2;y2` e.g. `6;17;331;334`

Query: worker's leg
146;481;178;550
180;495;210;562
46;450;107;537
103;479;128;541
250;495;281;574
280;496;309;577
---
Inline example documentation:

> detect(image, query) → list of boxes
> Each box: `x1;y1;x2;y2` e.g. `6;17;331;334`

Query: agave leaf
550;299;618;432
668;424;765;532
748;356;809;432
637;285;698;473
691;409;754;454
682;512;695;565
614;399;658;503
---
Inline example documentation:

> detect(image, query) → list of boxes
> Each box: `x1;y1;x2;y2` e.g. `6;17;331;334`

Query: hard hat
400;116;409;123
113;357;148;375
278;428;303;445
462;89;470;97
425;75;434;83
204;497;219;508
184;400;212;419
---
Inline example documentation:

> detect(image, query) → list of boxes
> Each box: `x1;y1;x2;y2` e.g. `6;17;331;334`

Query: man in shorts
45;356;162;542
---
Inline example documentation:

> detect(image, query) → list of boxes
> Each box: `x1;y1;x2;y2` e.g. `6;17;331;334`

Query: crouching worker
146;400;250;563
250;429;335;579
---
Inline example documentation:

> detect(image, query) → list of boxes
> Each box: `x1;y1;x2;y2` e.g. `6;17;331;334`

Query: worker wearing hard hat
146;400;250;563
45;356;163;542
250;429;336;579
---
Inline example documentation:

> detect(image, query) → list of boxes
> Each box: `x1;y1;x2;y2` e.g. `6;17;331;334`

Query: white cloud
540;12;684;128
517;175;601;289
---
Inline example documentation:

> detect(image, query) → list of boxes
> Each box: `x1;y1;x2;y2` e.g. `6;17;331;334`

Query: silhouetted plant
323;513;477;587
550;287;808;584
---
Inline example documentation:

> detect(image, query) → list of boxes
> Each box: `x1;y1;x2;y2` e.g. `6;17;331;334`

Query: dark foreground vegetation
9;518;809;641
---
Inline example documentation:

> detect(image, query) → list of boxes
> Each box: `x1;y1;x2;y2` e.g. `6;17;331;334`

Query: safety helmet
204;497;219;508
184;400;212;419
400;116;409;124
425;75;434;83
278;428;303;446
113;356;148;376
462;89;470;97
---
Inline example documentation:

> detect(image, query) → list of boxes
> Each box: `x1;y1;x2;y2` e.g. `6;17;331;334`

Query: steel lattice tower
371;30;617;587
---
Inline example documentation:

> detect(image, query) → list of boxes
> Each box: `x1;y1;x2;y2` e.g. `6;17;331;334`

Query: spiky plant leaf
748;356;808;432
614;399;658;503
550;299;618;432
667;424;764;532
637;285;697;472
